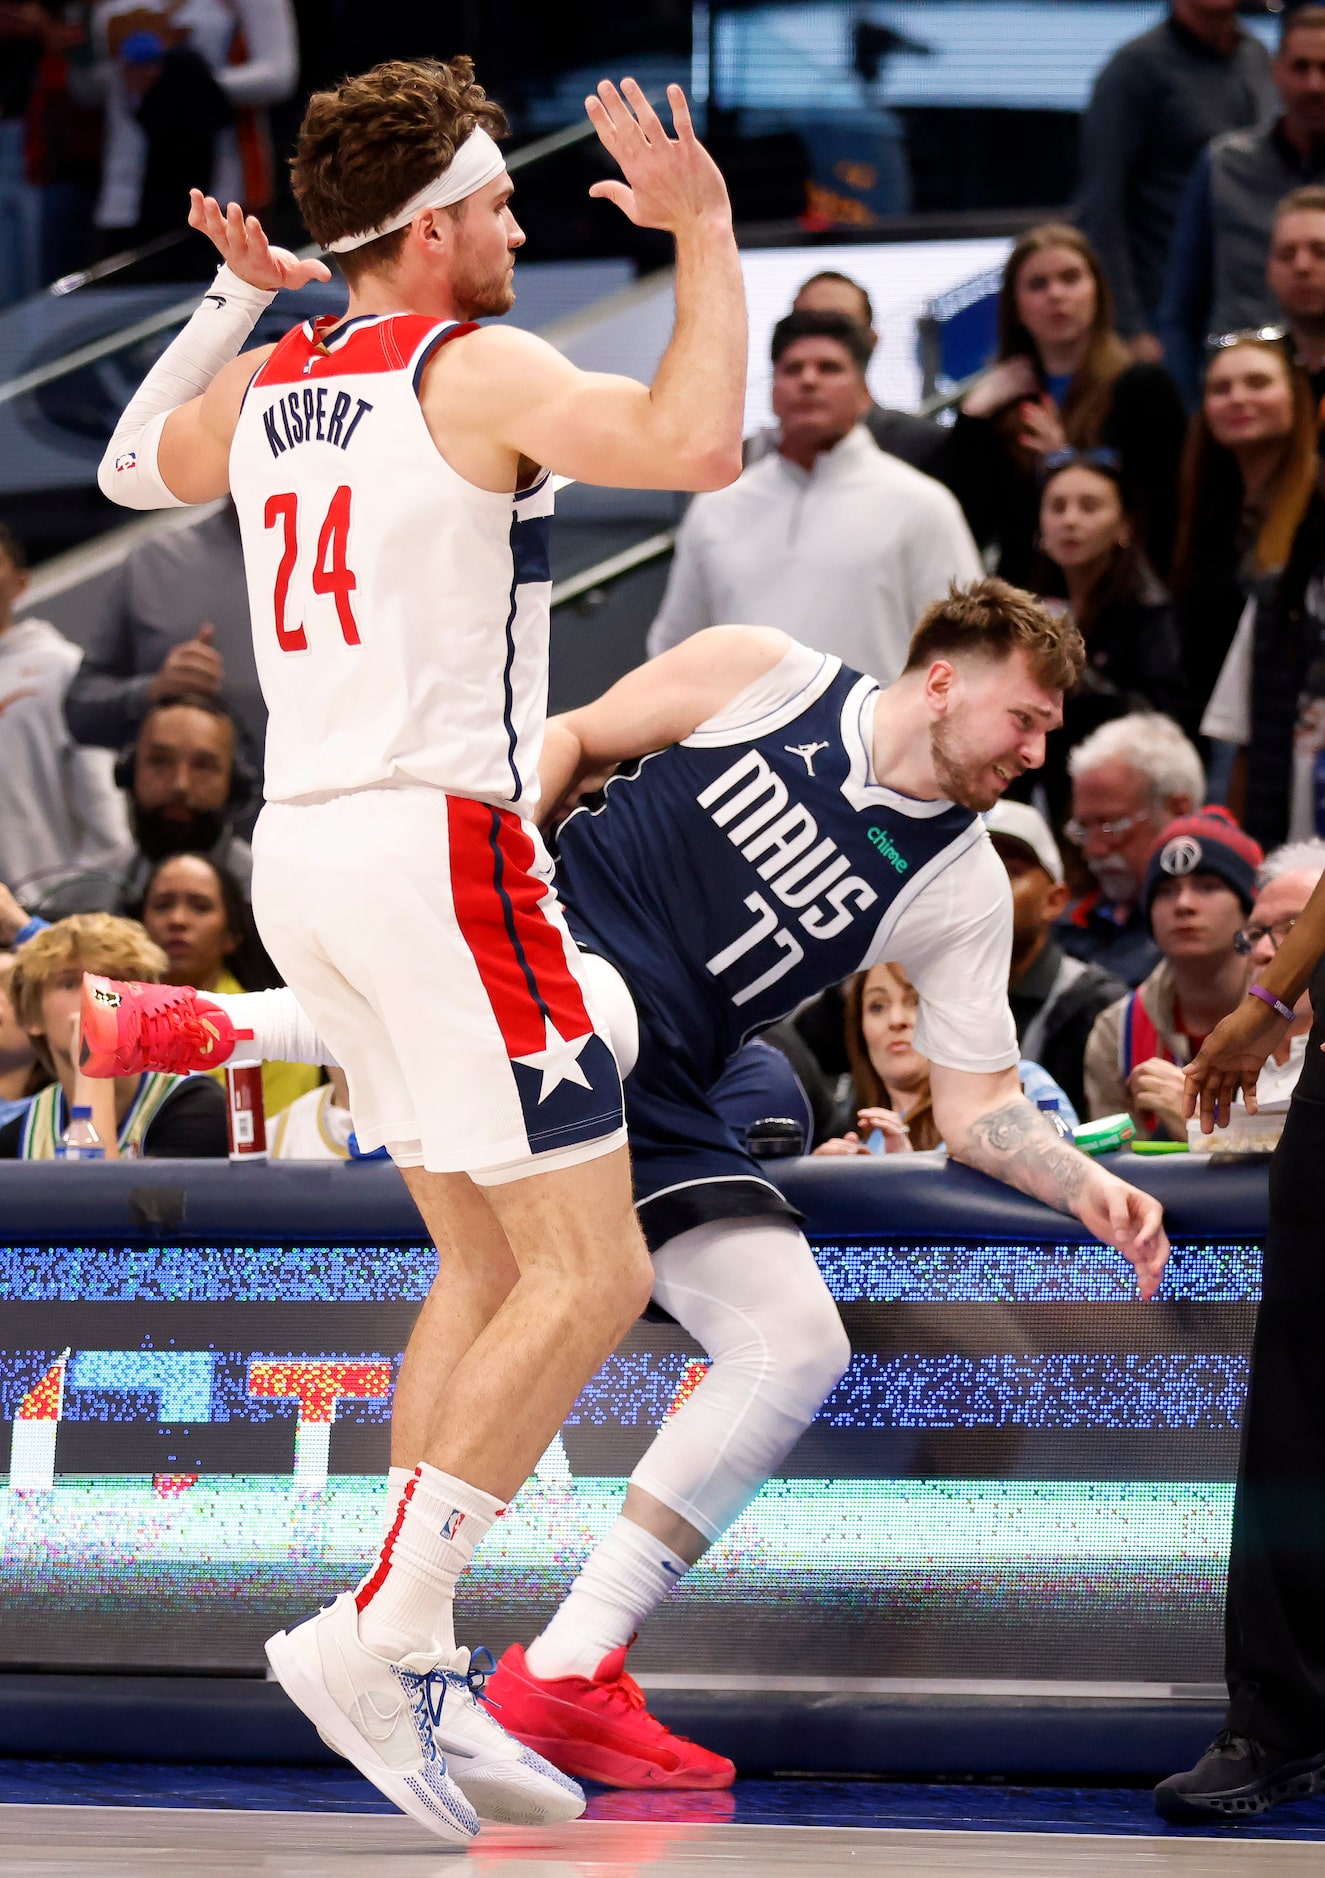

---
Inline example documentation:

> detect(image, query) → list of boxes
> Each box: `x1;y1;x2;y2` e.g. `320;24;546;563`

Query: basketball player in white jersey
94;57;747;1845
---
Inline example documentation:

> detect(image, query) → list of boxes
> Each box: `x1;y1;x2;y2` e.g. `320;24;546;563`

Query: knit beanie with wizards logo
1141;806;1264;929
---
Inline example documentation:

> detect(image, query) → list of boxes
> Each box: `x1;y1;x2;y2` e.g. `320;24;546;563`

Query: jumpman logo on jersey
785;741;830;777
514;1018;593;1102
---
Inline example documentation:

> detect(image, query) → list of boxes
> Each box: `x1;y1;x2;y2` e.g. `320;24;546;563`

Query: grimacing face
927;648;1062;813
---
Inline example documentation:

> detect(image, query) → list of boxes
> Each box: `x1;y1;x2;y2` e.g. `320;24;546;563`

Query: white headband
326;127;508;254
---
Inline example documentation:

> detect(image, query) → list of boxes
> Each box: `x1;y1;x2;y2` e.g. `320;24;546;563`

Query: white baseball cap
984;800;1065;884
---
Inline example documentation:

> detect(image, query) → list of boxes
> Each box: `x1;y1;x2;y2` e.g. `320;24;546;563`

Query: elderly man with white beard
1056;712;1205;988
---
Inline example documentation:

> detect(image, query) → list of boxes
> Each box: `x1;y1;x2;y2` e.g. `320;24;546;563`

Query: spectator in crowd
0;949;46;1129
814;960;1078;1158
11;693;256;921
814;963;941;1156
647;310;981;678
745;271;953;485
950;224;1187;588
0;0;85;302
1084;808;1261;1134
986;800;1127;1123
1171;333;1318;724
65;503;263;777
1267;184;1325;401
1028;448;1189;821
116;27;232;253
138;851;317;1120
0;520;130;904
270;1064;352;1159
1159;4;1325;407
87;0;297;254
1077;0;1274;359
1057;712;1205;987
1201;473;1325;850
0;911;227;1156
1221;837;1325;1112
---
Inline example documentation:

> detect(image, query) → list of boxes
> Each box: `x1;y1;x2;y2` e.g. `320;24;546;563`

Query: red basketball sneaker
80;974;247;1077
481;1642;736;1790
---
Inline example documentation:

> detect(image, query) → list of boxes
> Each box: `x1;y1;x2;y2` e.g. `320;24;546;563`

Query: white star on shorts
515;1020;593;1103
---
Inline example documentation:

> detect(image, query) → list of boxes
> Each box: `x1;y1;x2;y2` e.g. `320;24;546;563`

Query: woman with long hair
951;223;1187;586
1026;448;1190;824
814;963;938;1156
1171;333;1319;722
815;963;1078;1156
138;852;321;1120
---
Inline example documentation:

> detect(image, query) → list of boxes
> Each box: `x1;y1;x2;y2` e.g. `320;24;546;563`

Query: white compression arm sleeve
97;263;277;510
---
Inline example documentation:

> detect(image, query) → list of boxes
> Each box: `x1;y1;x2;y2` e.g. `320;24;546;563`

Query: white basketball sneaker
433;1644;587;1826
265;1594;479;1847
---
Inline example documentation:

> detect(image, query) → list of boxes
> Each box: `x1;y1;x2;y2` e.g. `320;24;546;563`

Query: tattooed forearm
956;1098;1092;1213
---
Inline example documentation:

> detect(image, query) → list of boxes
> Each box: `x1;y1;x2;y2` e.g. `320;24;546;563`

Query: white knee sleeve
629;1218;850;1544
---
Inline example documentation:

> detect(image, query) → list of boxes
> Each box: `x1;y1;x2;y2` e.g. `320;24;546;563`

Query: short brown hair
11;915;166;1057
1275;184;1325;225
903;577;1085;694
291;56;508;283
1281;4;1325;49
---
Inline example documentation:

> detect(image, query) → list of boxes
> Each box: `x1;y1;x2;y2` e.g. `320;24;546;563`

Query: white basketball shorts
250;787;627;1180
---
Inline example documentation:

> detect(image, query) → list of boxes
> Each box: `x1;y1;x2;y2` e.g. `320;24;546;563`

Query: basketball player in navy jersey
85;581;1170;1787
90;56;746;1845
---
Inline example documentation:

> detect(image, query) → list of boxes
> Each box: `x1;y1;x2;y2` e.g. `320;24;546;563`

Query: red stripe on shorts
446;797;592;1059
355;1469;417;1613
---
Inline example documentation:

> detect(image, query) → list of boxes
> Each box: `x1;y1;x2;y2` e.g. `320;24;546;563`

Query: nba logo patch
440;1508;467;1541
114;451;136;472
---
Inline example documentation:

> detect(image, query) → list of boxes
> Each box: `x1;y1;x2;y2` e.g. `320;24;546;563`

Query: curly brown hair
291;56;509;283
903;576;1085;695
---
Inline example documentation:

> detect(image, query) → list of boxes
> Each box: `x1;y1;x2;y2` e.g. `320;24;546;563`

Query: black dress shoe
1155;1730;1325;1823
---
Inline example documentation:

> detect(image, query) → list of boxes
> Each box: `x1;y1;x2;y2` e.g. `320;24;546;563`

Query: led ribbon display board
0;1158;1263;1680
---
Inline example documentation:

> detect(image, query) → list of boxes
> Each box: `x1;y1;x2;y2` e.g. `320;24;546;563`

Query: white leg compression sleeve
207;986;336;1069
97;262;276;510
630;1218;852;1544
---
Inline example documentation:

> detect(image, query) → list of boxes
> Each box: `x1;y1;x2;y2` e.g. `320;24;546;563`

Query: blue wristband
13;916;49;948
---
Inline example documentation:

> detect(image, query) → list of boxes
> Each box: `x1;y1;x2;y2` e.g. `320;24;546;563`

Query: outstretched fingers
619;76;665;143
666;82;696;141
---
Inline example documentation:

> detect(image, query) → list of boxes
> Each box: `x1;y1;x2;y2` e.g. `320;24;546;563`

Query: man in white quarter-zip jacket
647;308;982;678
0;526;129;900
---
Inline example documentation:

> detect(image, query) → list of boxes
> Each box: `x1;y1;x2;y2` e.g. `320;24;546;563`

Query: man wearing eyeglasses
1222;838;1325;1109
1057;711;1205;987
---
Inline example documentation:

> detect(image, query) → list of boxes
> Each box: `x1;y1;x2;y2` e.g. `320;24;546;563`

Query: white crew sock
354;1462;503;1661
525;1515;689;1682
206;987;334;1069
381;1465;415;1541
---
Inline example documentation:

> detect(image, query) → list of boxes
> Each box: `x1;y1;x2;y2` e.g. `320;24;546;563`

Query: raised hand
150;624;224;702
585;80;731;235
187;190;332;293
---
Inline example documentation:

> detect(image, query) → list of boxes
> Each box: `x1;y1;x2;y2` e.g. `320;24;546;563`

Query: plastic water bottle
1038;1096;1074;1142
57;1104;105;1161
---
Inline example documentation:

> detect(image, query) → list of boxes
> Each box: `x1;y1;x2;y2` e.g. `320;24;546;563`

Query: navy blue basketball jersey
555;647;993;1088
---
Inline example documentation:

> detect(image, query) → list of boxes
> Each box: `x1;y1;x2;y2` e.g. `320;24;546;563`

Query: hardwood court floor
0;1808;1321;1876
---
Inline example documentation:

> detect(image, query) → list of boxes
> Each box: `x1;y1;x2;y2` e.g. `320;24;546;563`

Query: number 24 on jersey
264;485;360;653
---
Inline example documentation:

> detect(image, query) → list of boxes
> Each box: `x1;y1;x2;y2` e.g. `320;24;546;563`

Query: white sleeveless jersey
230;312;554;811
